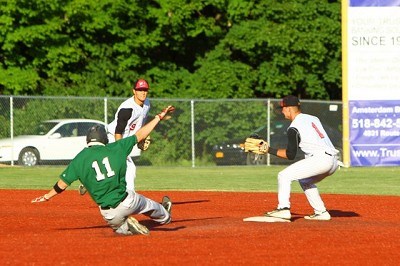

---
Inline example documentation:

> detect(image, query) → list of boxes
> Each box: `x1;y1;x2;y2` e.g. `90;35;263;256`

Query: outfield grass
0;165;399;196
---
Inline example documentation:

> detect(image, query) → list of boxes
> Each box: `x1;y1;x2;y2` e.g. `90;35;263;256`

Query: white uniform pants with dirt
276;153;338;213
99;190;170;235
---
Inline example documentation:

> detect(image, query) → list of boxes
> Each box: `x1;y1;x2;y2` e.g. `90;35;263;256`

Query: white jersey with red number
107;97;150;141
289;113;337;157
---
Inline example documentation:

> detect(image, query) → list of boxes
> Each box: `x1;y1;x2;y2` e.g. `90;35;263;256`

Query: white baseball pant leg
107;133;137;192
276;153;338;213
100;190;170;235
125;156;136;192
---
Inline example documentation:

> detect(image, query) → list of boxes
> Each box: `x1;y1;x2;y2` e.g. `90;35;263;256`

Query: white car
0;119;141;166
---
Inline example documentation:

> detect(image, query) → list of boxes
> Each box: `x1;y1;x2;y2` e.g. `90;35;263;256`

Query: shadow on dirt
329;209;360;218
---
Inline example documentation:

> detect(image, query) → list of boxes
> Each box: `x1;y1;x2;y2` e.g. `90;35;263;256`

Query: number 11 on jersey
92;157;116;181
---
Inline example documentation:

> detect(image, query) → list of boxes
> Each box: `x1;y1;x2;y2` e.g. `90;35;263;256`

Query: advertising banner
344;0;400;166
350;100;400;166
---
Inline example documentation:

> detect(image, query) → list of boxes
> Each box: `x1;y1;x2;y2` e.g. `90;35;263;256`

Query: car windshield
32;122;58;135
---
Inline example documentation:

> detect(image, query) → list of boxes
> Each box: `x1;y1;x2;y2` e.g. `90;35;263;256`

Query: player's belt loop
100;192;128;210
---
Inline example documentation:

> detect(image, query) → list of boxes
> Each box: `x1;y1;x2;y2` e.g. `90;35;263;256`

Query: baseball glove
244;137;269;154
137;135;151;151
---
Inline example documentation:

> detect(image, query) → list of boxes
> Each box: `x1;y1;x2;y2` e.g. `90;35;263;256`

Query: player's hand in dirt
31;195;49;203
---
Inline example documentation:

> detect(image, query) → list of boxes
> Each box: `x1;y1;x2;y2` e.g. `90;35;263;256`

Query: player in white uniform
265;95;339;221
107;79;151;192
78;79;151;195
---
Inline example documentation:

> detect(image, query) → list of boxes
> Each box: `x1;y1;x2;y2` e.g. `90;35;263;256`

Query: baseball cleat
265;207;291;220
127;217;150;235
78;184;87;195
161;196;172;224
304;211;331;221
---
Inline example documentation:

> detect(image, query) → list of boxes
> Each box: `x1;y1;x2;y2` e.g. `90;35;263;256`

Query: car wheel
18;148;40;166
246;152;267;165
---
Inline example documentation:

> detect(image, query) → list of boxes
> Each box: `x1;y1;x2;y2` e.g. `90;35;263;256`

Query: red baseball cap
134;79;149;91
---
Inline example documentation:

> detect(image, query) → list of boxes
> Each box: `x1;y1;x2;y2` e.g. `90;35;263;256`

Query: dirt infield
1;190;399;265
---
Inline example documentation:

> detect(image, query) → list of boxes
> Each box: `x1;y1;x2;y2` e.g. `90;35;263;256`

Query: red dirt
1;190;399;265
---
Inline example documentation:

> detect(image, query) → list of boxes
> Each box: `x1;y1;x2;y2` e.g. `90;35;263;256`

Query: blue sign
350;0;400;6
349;100;400;166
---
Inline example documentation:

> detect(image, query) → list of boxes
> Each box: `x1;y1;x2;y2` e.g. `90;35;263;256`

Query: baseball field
1;165;399;265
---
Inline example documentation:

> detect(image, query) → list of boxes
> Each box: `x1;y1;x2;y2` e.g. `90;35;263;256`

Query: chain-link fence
0;96;342;167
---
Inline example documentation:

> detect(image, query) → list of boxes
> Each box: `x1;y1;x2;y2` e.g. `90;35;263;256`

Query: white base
243;216;291;223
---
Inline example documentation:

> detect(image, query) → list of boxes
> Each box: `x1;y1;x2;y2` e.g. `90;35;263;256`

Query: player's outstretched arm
135;105;175;142
31;179;69;203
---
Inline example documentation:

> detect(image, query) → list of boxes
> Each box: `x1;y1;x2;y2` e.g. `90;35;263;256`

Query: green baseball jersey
60;135;138;208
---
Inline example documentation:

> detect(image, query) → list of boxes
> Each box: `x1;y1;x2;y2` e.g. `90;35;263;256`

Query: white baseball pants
108;133;136;192
125;156;136;191
276;152;338;213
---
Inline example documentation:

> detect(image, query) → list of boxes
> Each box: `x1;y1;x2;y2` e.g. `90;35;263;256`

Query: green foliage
0;67;40;94
217;0;341;99
0;0;342;99
0;115;9;138
188;58;258;98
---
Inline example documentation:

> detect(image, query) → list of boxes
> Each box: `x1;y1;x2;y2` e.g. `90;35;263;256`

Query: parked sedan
0;119;115;166
212;120;342;166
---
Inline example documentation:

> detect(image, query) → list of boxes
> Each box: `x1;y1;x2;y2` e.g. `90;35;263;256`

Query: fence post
191;100;195;168
10;96;14;166
104;97;108;124
267;99;271;166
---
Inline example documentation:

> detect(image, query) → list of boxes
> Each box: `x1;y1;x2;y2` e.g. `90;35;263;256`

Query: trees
0;0;341;100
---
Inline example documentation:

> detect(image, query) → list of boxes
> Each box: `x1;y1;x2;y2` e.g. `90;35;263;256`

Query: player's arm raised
135;105;175;143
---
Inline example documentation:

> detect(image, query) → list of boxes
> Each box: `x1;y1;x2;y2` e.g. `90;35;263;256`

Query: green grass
0;165;399;196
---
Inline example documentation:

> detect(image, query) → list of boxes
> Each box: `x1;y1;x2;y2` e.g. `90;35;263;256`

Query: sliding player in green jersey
32;106;175;236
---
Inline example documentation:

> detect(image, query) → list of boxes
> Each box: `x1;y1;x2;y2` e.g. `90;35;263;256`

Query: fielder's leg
299;180;327;213
275;155;333;209
125;156;136;192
